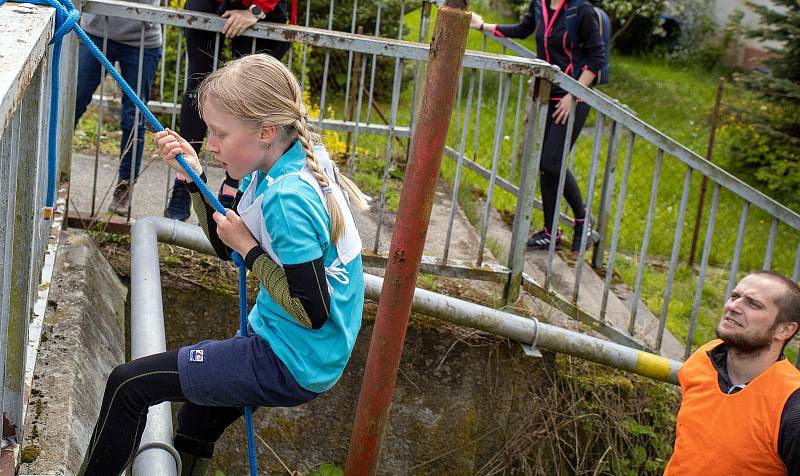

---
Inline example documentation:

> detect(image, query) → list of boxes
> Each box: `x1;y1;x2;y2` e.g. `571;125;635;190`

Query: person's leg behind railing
74;34;107;128
528;100;591;254
111;43;161;215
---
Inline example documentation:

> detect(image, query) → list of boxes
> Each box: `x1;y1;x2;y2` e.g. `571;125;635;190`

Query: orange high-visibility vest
664;339;800;476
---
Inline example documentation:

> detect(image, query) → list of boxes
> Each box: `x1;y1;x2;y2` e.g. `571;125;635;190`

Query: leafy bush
495;355;678;475
666;2;743;70
720;92;800;211
502;0;528;18
477;0;669;54
596;0;667;54
718;0;800;211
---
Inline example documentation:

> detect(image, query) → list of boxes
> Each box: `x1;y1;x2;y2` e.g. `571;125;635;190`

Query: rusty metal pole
688;77;725;267
344;1;470;474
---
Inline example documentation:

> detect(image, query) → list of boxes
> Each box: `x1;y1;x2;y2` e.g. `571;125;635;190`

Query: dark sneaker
572;215;595;254
165;179;191;221
527;227;561;250
108;180;130;216
219;192;235;210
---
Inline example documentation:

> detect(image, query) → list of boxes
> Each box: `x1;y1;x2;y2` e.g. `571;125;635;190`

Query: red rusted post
344;1;470;473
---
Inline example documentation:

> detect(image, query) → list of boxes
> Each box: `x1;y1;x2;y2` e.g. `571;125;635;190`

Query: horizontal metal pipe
90;96;413;137
362;274;680;385
136;219;680;386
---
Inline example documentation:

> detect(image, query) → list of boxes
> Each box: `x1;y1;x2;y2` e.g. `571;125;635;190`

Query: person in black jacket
471;0;604;253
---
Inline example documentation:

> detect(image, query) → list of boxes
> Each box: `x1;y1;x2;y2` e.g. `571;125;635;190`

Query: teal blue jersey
240;141;364;393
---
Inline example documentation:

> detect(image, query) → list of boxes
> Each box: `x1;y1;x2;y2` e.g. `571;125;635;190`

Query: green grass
576;57;799;352
603;56;725;155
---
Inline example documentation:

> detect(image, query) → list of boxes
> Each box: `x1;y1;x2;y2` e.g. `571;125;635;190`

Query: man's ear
777;321;799;342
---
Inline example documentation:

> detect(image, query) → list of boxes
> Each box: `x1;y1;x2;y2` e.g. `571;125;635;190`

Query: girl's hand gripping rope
156;129;203;182
213;210;259;257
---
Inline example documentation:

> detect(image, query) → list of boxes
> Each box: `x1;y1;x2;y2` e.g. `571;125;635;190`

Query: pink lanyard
540;0;566;64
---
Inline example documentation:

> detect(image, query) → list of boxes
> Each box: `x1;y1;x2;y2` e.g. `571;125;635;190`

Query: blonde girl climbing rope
78;53;367;475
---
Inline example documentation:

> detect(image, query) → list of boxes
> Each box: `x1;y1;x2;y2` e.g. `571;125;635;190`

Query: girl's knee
104;361;155;404
106;362;138;391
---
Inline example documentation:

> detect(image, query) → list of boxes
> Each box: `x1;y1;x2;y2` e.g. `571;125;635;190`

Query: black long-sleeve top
494;0;604;98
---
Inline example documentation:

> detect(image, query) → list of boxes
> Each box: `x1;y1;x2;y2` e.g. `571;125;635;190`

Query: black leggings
180;0;291;158
539;100;591;231
79;351;244;475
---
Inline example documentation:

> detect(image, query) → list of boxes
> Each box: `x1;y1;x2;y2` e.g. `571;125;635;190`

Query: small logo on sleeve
189;349;204;362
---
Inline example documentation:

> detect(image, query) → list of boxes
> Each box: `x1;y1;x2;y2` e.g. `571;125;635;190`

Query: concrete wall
18;230;126;476
161;285;556;475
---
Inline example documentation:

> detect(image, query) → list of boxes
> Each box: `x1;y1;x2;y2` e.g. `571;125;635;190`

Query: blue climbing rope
232;252;259;476
19;0;259;472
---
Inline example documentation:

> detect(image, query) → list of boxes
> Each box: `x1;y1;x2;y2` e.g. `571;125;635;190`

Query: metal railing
0;0;78;453
59;0;800;361
480;30;800;359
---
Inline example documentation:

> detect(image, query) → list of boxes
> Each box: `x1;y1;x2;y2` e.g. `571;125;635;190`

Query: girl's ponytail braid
295;116;350;244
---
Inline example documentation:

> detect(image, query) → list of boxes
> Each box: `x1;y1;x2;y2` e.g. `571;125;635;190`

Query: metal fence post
688;77;724;267
591;120;621;269
504;78;551;304
344;1;470;473
57;0;81;187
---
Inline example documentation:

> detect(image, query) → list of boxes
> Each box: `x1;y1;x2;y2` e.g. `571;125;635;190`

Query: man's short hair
751;271;800;334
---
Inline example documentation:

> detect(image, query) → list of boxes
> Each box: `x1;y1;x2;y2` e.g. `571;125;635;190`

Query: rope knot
52;9;79;43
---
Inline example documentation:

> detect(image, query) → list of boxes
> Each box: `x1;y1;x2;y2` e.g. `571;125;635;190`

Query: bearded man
665;271;800;476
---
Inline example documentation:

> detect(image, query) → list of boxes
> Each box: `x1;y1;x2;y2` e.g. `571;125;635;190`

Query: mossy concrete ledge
18;229;126;476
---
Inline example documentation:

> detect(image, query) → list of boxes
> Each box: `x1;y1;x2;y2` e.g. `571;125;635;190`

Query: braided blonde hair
197;54;368;244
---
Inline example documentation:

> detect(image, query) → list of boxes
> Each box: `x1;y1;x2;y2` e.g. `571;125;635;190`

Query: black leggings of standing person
165;0;291;221
527;99;591;252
